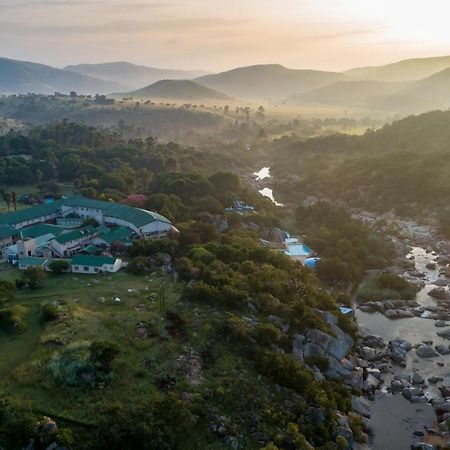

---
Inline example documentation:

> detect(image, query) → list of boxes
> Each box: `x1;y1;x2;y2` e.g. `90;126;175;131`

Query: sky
1;0;450;71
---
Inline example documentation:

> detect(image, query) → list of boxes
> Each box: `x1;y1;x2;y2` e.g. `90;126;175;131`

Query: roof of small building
19;257;48;266
54;229;87;245
0;224;18;240
97;225;134;245
71;255;118;267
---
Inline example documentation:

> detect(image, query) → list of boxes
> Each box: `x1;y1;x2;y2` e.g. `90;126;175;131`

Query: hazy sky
1;0;450;71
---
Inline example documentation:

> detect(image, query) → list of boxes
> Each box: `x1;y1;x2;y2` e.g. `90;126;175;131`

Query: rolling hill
345;55;450;82
120;79;231;101
196;64;345;99
0;57;121;95
289;80;406;108
65;62;210;91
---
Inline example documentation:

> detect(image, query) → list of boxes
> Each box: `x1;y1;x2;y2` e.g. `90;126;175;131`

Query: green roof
98;226;134;245
0;201;61;226
20;223;65;239
71;255;118;267
61;197;171;228
54;230;86;245
83;244;99;255
0;224;18;240
19;257;47;266
0;196;171;231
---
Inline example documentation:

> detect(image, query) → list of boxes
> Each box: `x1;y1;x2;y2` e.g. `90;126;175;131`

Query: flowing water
253;167;284;206
357;247;450;449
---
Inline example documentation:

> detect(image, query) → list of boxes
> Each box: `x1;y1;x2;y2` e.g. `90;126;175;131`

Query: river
253;167;284;207
253;167;450;449
357;246;450;449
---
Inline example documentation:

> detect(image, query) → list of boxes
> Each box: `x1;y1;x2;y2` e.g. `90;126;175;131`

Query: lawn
0;183;74;213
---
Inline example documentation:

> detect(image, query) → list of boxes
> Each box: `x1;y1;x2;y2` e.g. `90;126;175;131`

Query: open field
0;183;74;213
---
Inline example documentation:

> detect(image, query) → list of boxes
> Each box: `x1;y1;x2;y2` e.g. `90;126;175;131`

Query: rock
352;395;371;418
434;401;450;415
389;339;412;365
411;443;436;450
367;368;382;379
428;376;444;384
359;346;376;361
426;262;437;270
429;287;450;300
434;279;448;287
391;380;404;392
362;335;385;348
383;309;414;319
435;320;448;327
410;396;428;403
439;386;450;397
416;345;439;358
437;328;450;339
305;328;353;361
436;344;450;355
413;430;425;437
412;372;425;385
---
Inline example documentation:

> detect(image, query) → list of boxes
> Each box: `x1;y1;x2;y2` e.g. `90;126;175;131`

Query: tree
48;259;70;274
23;267;45;289
36;169;44;184
10;191;18;211
0;190;11;212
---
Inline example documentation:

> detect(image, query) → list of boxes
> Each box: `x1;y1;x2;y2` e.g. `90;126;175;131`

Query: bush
41;303;59;322
0;305;27;334
125;257;152;275
48;259;70;274
89;340;120;373
23;266;45;289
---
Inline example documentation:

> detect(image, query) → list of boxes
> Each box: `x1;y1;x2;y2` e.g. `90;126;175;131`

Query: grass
357;271;418;303
0;183;74;213
0;264;188;423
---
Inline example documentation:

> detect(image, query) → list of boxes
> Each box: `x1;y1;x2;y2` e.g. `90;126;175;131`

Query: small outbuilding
71;255;122;274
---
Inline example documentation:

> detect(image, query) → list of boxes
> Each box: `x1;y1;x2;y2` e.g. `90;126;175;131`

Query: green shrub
0;305;27;334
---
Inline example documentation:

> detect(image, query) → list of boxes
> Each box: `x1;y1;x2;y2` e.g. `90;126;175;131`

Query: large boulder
416;345;439;358
389;339;412;366
428;287;450;300
306;328;353;361
383;309;414;319
437;328;450;339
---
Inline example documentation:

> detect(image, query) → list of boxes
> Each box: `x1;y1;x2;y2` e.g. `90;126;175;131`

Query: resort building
0;196;174;273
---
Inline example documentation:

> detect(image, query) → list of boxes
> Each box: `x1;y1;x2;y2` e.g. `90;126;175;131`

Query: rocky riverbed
354;238;450;449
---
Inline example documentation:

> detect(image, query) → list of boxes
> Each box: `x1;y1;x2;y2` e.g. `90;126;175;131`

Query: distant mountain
289;80;405;107
120;79;231;101
401;68;450;101
196;64;344;99
345;56;450;82
65;62;210;90
0;57;121;95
